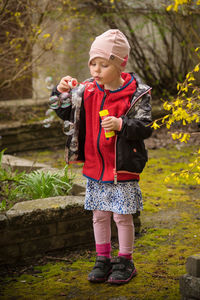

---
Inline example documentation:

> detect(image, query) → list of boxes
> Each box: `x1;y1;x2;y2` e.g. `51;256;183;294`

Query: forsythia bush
167;0;200;11
152;0;200;184
152;47;200;184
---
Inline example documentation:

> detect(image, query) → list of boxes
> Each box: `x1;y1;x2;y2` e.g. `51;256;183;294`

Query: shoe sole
88;277;107;283
88;270;112;283
107;268;137;285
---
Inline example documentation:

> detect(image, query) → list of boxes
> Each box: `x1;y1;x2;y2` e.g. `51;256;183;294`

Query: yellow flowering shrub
167;0;200;11
152;46;200;184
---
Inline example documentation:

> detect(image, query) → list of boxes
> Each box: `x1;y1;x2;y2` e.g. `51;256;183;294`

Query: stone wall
0;196;94;265
0;98;66;153
180;254;200;300
0;196;141;266
0;120;66;153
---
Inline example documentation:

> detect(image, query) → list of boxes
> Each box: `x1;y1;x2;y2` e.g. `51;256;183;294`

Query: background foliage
1;0;200;99
152;0;200;184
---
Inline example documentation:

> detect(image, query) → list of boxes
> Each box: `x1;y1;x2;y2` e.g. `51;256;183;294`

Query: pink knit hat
89;29;130;71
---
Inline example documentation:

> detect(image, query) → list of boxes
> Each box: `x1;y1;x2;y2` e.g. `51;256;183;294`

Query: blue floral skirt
84;179;143;215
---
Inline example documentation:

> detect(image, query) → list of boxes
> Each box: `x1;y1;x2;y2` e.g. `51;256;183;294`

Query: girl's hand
101;116;122;131
57;76;72;93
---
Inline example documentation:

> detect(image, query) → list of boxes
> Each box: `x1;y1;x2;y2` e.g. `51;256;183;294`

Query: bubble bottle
99;109;115;138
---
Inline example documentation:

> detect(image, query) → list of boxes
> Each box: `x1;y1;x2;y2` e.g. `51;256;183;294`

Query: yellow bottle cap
99;109;109;117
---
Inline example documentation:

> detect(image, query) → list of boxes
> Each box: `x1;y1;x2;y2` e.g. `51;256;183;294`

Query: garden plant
0;149;73;211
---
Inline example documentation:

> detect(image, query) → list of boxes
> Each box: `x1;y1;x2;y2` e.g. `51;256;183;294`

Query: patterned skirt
84;179;143;215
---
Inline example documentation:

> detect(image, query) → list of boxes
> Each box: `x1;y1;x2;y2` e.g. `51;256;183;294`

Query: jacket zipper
97;92;107;181
113;87;152;184
114;136;118;184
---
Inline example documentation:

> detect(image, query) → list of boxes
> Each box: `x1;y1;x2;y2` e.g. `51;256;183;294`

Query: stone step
180;254;200;300
2;154;51;172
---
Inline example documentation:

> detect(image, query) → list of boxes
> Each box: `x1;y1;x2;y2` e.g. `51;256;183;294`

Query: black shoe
88;256;112;283
107;256;137;285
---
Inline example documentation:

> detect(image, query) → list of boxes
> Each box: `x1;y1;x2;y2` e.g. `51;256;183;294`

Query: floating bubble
49;95;59;110
63;120;74;136
45;108;55;117
43;109;55;128
43;120;51;128
77;84;86;97
60;92;72;108
49;95;59;104
60;92;70;100
45;76;54;90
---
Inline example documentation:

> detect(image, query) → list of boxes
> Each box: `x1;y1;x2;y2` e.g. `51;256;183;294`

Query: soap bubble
43;109;55;128
45;76;54;90
63;120;74;135
60;92;72;108
77;84;86;97
49;95;59;109
43;76;56;128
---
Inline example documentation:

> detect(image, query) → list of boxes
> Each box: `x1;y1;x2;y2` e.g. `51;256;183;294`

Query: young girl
51;29;152;285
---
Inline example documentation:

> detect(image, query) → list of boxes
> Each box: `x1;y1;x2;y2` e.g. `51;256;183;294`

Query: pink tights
93;210;134;259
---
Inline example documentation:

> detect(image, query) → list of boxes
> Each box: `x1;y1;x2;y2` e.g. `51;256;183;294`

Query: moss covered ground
0;145;199;300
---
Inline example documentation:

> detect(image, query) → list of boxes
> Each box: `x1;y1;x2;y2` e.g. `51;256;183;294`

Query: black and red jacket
52;72;153;183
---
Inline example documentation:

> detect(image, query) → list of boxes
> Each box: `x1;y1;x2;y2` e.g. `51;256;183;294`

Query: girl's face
89;57;121;90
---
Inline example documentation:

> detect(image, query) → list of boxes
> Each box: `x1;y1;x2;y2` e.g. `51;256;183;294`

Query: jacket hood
95;72;137;101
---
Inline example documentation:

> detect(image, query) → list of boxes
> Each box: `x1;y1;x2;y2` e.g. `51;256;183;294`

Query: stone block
186;255;200;278
20;237;53;257
49;235;67;251
69;183;86;196
47;230;94;252
2;154;50;173
6;209;54;228
59;205;90;219
57;216;92;235
0;224;57;246
62;230;94;249
0;214;8;229
0;120;66;153
180;274;200;300
0;244;20;264
6;196;85;228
